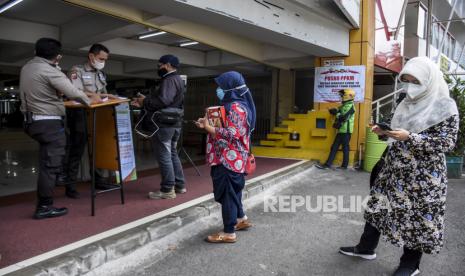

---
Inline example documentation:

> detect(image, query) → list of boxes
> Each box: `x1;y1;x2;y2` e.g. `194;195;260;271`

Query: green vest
336;101;355;134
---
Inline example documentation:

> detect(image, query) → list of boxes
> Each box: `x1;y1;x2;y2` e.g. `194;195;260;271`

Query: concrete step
273;126;292;133
289;113;310;119
281;120;296;126
260;140;284;147
266;133;284;140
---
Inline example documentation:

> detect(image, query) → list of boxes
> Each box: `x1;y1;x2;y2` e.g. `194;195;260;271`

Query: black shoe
34;206;68;219
65;189;80;199
393;267;420;276
339;246;377;260
315;164;330;170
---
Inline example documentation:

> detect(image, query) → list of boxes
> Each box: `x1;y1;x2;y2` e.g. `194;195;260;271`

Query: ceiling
0;0;284;84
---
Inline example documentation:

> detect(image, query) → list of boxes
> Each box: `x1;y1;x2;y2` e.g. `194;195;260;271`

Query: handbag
245;153;256;175
245;136;256;175
154;107;184;125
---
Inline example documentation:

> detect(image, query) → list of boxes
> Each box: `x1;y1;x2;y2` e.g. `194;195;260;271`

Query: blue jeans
325;133;351;168
152;127;185;192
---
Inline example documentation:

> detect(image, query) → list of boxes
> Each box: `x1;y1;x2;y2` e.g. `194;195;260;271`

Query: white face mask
92;59;105;70
402;82;427;100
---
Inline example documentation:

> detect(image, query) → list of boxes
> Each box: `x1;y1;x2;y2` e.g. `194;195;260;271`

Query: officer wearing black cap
20;38;98;219
132;54;186;199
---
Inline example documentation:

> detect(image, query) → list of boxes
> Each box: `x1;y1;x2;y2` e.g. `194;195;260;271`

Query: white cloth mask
92;59;105;70
402;82;427;100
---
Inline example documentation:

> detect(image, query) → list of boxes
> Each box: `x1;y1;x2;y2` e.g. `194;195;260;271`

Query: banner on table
314;65;366;103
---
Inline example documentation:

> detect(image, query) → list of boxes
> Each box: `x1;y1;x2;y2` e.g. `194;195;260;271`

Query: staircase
254;110;356;165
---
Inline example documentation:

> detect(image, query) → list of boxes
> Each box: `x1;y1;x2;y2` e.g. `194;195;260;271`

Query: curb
3;160;313;276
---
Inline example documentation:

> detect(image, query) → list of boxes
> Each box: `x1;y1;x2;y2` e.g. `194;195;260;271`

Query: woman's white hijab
390;57;458;138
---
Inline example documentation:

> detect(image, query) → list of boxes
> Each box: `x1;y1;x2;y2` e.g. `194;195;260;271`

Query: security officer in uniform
60;44;115;198
20;38;99;219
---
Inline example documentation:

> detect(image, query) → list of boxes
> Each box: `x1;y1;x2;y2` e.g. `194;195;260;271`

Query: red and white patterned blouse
206;102;250;173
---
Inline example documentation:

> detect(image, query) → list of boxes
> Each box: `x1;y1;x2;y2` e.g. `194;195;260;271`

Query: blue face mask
216;87;225;101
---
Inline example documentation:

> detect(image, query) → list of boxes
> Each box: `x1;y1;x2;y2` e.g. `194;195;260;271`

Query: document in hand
207;106;226;128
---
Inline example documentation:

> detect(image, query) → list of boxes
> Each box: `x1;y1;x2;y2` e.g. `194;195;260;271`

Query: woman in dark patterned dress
339;57;459;276
195;71;256;243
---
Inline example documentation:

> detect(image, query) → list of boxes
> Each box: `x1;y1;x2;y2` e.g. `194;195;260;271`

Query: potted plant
445;75;465;179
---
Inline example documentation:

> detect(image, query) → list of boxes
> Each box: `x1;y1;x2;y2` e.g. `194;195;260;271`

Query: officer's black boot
34;197;68;219
65;184;80;199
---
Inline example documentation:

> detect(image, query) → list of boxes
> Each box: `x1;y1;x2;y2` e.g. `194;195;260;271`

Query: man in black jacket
132;55;186;199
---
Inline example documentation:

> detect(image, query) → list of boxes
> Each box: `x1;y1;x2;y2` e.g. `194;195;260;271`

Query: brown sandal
206;232;237;243
235;219;252;231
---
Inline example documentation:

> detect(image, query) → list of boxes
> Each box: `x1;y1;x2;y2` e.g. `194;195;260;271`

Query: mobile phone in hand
376;122;392;131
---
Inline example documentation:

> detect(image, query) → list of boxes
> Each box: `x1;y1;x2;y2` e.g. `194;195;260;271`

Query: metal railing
372;75;405;123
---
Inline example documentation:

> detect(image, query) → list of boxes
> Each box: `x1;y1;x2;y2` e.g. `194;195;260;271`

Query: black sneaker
393;267;420;276
315;164;330;170
339;246;377;260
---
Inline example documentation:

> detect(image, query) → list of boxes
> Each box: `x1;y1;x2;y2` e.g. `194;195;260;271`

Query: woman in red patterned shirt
195;71;256;243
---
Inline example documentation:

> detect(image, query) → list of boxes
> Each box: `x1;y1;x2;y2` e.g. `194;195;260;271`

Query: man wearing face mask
59;44;115;197
132;54;186;199
20;38;98;219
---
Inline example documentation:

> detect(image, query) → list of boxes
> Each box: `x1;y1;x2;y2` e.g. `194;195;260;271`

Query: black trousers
325;133;351;167
63;109;105;189
357;223;423;269
63;109;87;188
25;120;66;206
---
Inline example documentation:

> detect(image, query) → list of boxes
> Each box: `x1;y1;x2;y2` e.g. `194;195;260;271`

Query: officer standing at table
60;44;115;198
20;38;99;219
